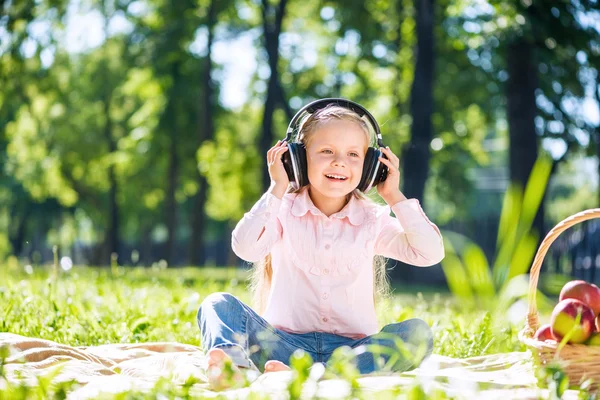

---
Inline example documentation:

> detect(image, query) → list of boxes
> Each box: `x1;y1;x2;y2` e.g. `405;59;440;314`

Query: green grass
0;264;552;399
1;264;524;355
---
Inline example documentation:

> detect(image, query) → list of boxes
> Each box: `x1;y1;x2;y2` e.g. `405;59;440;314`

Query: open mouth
325;174;348;182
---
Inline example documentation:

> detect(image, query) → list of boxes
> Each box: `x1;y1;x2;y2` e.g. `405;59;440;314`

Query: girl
197;100;444;390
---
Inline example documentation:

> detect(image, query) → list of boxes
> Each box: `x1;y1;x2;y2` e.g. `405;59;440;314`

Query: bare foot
264;359;291;372
206;348;246;391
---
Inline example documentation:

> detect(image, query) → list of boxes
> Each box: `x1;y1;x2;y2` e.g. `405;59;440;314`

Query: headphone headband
284;98;384;148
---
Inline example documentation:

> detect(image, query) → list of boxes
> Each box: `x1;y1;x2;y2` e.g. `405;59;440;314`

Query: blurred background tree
1;0;599;286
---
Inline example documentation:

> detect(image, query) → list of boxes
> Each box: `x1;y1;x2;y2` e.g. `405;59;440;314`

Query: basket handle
527;208;600;334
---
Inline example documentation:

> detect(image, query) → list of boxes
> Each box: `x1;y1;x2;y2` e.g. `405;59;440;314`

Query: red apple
534;324;558;342
560;280;600;316
551;298;595;344
588;333;600;346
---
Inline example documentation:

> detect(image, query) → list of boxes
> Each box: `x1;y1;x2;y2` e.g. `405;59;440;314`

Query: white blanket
0;333;583;399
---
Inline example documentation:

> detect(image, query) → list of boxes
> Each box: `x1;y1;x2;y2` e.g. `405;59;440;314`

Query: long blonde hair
249;105;391;315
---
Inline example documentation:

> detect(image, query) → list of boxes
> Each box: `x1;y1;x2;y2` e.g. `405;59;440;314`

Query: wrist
383;191;406;205
268;181;288;199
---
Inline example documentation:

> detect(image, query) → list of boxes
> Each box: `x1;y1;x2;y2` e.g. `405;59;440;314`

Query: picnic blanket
0;333;583;399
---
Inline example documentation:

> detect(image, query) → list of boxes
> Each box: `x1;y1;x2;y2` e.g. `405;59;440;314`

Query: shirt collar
291;188;365;226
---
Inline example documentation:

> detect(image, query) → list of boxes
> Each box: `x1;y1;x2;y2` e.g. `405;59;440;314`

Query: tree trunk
506;38;544;237
394;0;405;120
165;62;181;266
166;127;179;266
101;3;119;266
277;80;293;120
259;0;288;192
104;93;119;265
402;0;434;204
189;0;216;266
594;82;600;207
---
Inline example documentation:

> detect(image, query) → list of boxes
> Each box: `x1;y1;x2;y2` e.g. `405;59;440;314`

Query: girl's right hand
267;140;290;189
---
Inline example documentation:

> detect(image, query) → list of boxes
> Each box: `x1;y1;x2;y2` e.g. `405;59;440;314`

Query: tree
189;0;218;266
402;0;435;203
258;0;293;192
0;0;69;260
449;1;600;239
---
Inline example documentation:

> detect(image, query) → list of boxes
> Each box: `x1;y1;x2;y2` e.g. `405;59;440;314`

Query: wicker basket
519;208;600;388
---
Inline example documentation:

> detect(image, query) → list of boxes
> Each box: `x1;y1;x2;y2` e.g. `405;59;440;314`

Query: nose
332;154;346;167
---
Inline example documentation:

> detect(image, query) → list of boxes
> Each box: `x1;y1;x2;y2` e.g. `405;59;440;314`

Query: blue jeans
196;292;433;374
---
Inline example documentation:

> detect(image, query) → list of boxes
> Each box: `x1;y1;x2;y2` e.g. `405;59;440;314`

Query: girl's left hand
376;147;406;205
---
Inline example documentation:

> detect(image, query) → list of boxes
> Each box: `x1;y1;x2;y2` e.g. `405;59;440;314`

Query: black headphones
281;98;388;192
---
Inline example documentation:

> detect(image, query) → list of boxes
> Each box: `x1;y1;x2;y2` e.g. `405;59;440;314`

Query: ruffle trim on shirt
338;248;374;276
279;194;388;278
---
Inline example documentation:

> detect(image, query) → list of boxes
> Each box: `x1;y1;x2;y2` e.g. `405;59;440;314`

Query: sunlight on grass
0;263;535;398
1;265;524;356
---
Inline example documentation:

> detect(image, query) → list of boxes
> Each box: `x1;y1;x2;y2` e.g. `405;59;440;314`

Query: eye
322;149;333;154
350;152;360;157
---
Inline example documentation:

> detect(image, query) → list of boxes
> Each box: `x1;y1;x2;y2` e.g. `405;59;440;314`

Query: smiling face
305;119;369;199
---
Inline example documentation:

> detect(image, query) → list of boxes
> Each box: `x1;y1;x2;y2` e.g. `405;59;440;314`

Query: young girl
197;100;444;389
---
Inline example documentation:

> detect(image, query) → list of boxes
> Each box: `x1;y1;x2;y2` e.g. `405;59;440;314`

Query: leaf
440;247;474;301
497;184;523;249
463;244;495;298
493;184;523;288
518;154;552;238
507;231;539;281
131;319;150;335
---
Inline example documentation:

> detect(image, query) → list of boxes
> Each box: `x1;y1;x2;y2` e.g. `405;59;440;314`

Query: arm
373;146;444;266
374;199;444;266
231;184;285;262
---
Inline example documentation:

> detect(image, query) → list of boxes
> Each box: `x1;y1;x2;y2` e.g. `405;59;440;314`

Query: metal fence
545;220;600;284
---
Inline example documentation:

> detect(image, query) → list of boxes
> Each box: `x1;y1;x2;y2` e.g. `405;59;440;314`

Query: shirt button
322;293;329;299
325;221;331;228
325;244;331;250
322;317;328;322
323;269;330;275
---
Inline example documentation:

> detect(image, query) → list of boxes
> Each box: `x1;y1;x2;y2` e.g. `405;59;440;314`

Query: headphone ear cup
358;147;378;192
358;147;390;192
295;143;309;187
282;143;309;189
375;152;389;185
281;144;295;184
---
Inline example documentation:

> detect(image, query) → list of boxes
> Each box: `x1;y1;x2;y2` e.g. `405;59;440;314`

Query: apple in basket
587;333;600;346
559;280;600;316
551;298;595;344
533;324;558;342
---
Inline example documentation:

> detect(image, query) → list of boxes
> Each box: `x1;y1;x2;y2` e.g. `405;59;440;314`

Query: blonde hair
249;105;391;315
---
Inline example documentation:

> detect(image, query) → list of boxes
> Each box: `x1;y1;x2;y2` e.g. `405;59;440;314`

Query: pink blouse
231;188;444;339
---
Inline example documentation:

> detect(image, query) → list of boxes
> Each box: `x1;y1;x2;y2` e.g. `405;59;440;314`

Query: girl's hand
267;140;290;189
376;146;407;205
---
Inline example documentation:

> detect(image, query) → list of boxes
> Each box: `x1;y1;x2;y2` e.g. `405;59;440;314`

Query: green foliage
286;349;314;399
1;265;247;345
0;264;535;397
440;153;553;308
538;363;571;400
2;0;598;266
197;109;262;221
447;0;599;152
